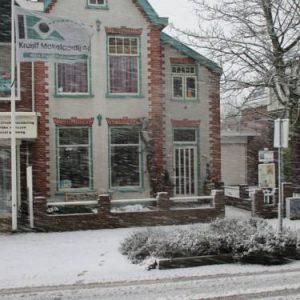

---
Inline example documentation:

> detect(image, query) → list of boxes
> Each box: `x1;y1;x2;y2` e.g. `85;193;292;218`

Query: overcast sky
148;0;199;32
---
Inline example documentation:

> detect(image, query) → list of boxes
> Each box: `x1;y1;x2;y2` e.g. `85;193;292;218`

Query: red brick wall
208;71;221;183
31;62;50;197
147;25;167;192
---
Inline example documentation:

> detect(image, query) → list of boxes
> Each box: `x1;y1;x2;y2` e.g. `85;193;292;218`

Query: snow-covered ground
0;206;299;291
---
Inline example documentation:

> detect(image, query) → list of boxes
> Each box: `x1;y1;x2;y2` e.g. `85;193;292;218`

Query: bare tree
179;0;300;119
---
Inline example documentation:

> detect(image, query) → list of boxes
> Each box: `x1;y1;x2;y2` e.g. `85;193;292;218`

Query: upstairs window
88;0;107;7
56;61;89;96
108;36;140;95
172;65;197;100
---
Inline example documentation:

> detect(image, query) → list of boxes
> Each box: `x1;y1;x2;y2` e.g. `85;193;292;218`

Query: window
172;65;197;100
88;0;107;7
57;127;92;191
0;44;21;101
56;61;89;95
174;128;197;143
108;36;140;95
109;127;142;189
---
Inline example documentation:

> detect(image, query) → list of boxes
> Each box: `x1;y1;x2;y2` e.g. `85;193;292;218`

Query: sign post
274;119;289;234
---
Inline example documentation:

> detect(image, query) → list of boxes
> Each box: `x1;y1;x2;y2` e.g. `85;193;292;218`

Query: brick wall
33;191;225;232
147;25;167;194
208;71;221;183
31;62;50;198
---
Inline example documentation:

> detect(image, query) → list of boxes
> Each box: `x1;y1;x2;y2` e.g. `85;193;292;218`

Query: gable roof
161;32;222;75
44;0;168;27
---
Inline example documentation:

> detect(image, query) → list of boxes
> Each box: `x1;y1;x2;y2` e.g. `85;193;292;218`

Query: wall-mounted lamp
96;19;101;32
97;114;102;126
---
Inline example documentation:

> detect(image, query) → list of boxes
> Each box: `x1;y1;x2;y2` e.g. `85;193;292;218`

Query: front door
174;146;197;196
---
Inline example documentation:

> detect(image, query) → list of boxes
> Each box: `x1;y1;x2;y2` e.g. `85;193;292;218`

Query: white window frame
0;43;21;101
107;36;140;96
88;0;107;7
55;61;90;96
109;126;143;190
171;65;197;101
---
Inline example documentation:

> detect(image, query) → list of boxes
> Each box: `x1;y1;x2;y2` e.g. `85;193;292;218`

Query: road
1;267;300;300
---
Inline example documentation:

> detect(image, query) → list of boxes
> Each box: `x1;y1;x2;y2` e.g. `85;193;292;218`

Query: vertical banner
14;6;94;63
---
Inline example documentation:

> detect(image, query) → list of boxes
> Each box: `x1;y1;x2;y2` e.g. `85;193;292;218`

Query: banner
14;6;94;63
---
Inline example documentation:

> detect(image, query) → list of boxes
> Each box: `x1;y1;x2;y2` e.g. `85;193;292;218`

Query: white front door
174;146;197;196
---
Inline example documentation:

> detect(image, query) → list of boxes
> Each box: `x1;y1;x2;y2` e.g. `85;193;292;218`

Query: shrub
120;218;300;265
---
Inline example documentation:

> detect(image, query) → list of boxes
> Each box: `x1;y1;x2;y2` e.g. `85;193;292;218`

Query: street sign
258;150;274;163
274;119;289;148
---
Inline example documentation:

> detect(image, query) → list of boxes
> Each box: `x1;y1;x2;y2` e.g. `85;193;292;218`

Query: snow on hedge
120;218;300;264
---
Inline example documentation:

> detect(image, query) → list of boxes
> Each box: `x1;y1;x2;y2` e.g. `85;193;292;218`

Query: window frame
106;35;141;97
56;126;93;193
171;64;197;101
54;59;92;98
0;43;21;101
108;126;143;191
86;0;108;9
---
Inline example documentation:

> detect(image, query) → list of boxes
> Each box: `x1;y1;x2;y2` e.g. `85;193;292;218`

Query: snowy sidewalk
0;206;299;290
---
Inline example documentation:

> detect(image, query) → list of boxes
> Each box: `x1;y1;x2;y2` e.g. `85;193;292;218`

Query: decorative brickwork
106;117;142;126
208;71;221;183
170;57;195;64
54;117;94;126
105;27;143;35
171;119;201;127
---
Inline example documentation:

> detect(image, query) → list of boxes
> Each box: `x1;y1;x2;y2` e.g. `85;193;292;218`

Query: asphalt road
1;267;300;300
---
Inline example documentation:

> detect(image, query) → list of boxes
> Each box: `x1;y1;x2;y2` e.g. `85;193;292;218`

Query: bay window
108;36;140;95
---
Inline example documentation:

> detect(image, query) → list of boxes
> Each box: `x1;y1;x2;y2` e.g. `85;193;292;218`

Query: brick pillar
157;192;171;210
213;190;225;214
147;25;166;194
208;71;221;183
31;62;50;198
99;194;110;216
33;196;47;230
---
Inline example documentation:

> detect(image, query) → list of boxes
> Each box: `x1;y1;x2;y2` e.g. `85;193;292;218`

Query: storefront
0;112;38;219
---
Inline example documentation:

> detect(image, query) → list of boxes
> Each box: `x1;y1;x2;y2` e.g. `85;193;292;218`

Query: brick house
0;0;223;231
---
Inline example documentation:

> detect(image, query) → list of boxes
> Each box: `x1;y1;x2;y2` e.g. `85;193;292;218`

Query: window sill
54;94;94;99
170;98;199;102
109;187;144;193
85;5;109;10
55;189;96;195
106;93;145;99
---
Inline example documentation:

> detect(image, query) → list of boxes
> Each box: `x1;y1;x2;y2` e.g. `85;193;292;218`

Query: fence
31;190;225;231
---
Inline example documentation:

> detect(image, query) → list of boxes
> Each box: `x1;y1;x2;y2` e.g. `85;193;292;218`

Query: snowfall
1;206;300;299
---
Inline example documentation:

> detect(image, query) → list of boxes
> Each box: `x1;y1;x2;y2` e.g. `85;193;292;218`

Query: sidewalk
0;206;299;290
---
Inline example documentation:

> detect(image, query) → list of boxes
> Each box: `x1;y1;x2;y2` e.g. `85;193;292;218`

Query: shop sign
0;112;38;139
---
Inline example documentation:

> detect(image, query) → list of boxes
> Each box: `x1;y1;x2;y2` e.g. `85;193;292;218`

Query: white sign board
258;150;274;163
258;163;276;189
274;119;289;148
0;112;38;139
